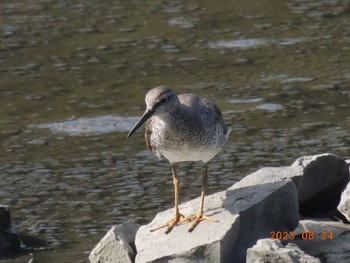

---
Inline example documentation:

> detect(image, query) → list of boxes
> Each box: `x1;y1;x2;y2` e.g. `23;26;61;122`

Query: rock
292;154;349;216
310;84;336;91
235;153;350;217
231;166;297;188
246;239;321;263
0;205;21;256
89;221;140;263
291;219;350;262
92;154;349;262
0;206;11;231
337;182;350;222
338;158;350;222
135;180;298;263
27;138;47;145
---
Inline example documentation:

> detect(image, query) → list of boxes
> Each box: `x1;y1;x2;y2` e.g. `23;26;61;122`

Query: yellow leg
151;164;187;234
187;163;218;232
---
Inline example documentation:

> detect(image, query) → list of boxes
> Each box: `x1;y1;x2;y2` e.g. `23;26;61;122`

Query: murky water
1;0;349;262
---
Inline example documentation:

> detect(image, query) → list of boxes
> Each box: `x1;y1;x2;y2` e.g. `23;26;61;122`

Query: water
1;0;349;262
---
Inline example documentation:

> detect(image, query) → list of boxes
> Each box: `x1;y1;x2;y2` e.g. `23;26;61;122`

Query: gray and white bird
127;86;231;233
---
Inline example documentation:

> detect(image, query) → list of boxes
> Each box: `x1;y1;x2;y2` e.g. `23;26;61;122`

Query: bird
127;86;231;233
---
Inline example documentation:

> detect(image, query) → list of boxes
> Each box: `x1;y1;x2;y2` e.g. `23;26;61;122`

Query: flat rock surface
135;180;298;263
135;190;238;263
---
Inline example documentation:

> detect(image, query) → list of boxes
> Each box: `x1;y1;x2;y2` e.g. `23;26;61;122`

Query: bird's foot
150;213;187;234
186;213;218;232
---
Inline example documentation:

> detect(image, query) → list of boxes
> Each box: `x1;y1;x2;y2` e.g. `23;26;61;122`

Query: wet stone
256;103;284;111
167;17;195;29
1;129;21;136
23;63;40;71
27;139;47;145
281;77;315;83
310;84;336;90
0;205;21;255
77;27;96;33
97;45;111;50
161;44;181;53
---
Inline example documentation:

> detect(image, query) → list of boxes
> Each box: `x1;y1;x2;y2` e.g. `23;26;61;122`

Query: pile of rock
90;153;350;263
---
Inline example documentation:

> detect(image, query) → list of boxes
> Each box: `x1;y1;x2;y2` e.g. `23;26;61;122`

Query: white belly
149;115;230;164
159;147;221;164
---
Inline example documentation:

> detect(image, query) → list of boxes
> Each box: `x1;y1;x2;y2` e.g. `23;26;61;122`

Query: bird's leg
150;163;186;234
187;163;218;232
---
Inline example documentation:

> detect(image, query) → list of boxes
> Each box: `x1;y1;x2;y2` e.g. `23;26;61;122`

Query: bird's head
127;86;179;138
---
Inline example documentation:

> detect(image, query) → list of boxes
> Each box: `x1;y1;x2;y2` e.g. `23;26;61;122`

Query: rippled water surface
1;0;349;262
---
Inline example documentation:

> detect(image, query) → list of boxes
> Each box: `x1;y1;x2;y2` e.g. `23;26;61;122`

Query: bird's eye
160;97;168;104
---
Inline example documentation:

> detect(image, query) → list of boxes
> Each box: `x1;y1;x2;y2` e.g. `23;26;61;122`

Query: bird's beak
127;108;154;138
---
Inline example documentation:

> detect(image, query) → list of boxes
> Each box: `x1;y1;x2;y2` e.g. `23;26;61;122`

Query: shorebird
127;86;231;233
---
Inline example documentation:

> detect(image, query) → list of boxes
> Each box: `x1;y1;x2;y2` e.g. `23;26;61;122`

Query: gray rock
291;154;349;216
230;166;299;189
0;205;11;231
292;219;350;262
310;84;336;91
92;154;349;262
135;180;298;263
27;138;47;145
0;205;20;256
89;221;140;263
247;239;321;263
338;182;350;222
341;160;350;220
234;153;349;216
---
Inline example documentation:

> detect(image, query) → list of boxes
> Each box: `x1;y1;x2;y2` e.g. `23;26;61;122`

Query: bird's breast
147;114;228;163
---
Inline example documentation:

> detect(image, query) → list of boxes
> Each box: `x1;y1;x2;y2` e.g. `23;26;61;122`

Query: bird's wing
179;93;223;119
